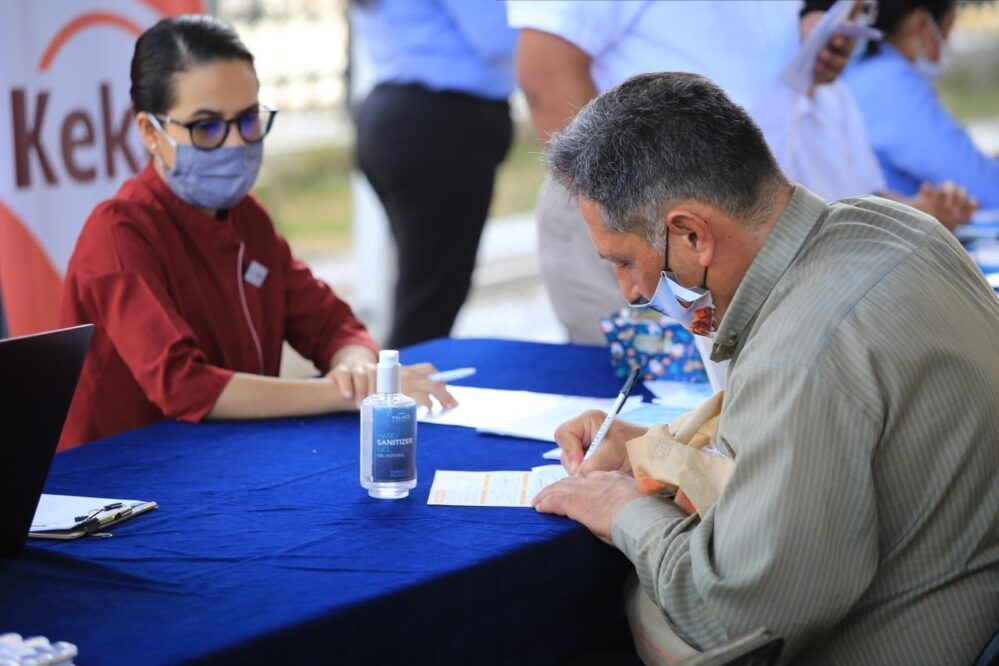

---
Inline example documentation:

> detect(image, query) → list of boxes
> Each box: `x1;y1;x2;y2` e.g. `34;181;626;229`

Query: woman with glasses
58;15;455;450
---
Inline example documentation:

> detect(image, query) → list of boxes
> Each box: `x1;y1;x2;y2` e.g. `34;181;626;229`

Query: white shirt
756;80;887;200
506;0;800;111
506;0;886;200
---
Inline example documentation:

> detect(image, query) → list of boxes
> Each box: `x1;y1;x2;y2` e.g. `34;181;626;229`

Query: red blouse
59;163;377;450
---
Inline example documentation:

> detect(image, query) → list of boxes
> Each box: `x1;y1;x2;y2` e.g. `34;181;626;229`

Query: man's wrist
611;496;689;563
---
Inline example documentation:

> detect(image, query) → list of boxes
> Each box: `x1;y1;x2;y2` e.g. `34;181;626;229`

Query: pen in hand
582;367;641;463
428;367;476;383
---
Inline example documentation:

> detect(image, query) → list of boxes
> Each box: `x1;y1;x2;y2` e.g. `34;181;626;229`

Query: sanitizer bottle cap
376;350;401;394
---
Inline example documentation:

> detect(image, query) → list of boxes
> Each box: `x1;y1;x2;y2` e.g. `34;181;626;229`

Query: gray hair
545;72;788;248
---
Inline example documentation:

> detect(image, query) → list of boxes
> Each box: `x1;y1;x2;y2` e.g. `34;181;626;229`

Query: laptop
0;324;93;555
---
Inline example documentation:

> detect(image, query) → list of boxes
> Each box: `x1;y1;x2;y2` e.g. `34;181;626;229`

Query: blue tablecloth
0;339;641;665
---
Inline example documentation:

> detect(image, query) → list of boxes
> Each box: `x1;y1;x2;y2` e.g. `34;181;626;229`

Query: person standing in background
509;1;833;345
845;0;999;214
353;0;515;349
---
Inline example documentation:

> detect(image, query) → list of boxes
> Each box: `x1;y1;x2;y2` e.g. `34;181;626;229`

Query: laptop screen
0;324;93;555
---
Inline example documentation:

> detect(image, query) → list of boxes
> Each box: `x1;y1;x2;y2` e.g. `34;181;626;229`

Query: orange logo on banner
0;0;202;336
39;13;146;72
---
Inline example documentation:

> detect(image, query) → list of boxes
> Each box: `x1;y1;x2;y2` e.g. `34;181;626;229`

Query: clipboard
29;494;158;540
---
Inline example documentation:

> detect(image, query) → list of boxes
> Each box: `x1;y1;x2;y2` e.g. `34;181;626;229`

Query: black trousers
356;83;512;349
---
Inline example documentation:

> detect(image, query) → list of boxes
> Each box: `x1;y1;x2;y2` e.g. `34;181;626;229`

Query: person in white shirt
509;0;973;344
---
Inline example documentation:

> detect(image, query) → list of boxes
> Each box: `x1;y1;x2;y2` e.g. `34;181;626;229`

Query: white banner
0;0;201;336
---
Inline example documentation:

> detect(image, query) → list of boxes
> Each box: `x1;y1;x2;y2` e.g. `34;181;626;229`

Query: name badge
244;260;268;288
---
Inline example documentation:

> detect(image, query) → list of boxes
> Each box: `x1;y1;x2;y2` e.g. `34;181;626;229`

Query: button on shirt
612;187;999;663
353;0;516;101
59;163;377;449
845;43;999;209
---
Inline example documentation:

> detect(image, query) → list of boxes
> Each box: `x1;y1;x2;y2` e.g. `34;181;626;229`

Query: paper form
478;397;642;442
427;465;569;507
419;385;642;443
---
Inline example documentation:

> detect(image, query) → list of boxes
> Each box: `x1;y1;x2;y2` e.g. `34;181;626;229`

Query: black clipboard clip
73;503;133;536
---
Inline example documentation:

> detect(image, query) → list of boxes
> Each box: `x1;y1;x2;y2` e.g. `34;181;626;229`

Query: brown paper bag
626;391;732;517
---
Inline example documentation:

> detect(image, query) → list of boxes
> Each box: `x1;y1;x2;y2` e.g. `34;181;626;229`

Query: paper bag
626;391;732;517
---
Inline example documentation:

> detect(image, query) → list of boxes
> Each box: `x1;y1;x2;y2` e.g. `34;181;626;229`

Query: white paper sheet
31;494;148;532
967;240;999;268
420;385;642;443
427;465;569;507
643;380;715;405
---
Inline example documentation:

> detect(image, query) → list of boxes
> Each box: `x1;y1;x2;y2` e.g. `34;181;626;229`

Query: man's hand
910;182;979;231
554;410;647;475
800;10;856;87
401;363;458;410
532;471;646;545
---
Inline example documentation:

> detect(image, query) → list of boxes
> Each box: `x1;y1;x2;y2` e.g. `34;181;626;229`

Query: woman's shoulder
70;174;178;272
80;181;168;242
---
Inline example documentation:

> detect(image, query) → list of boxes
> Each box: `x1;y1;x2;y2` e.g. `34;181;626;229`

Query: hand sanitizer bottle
360;350;417;499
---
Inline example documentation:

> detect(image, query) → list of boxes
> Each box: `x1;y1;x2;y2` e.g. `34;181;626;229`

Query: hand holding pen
553;367;646;475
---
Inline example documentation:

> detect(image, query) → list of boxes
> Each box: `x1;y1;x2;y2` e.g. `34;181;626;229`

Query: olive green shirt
612;186;999;664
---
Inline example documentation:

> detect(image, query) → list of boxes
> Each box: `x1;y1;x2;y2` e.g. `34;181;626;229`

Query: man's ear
665;206;716;269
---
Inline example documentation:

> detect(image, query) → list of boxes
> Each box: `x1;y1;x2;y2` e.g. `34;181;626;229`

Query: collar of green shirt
711;186;829;362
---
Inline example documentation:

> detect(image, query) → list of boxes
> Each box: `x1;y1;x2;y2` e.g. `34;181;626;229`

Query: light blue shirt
845;43;999;208
353;0;515;101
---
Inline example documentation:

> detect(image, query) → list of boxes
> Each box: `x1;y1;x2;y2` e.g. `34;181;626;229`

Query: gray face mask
628;231;717;339
148;115;263;211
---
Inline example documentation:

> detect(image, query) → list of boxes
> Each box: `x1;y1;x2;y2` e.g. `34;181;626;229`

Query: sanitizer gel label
372;406;416;482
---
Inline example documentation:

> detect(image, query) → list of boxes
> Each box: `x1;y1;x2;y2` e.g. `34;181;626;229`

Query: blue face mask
148;115;263;211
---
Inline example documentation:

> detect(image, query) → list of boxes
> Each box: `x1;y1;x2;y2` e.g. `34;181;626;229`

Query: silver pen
583;367;641;461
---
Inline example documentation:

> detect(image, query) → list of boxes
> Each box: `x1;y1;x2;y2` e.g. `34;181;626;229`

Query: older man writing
534;72;999;664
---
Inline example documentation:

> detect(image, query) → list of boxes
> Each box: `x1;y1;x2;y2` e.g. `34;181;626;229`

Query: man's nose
614;267;643;304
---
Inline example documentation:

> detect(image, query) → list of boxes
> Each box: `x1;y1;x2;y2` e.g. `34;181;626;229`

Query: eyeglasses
154;105;277;150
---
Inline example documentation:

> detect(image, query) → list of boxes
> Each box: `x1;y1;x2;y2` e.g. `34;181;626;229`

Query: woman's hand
401;363;458;410
326;359;377;407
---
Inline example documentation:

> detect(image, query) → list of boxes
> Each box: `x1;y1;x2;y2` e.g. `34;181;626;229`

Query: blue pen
583;367;641;461
428;367;476;383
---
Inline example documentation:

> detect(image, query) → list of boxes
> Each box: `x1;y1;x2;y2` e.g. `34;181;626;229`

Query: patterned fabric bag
602;307;708;383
